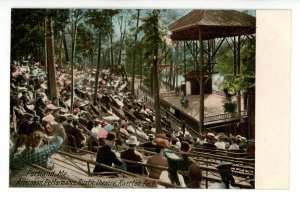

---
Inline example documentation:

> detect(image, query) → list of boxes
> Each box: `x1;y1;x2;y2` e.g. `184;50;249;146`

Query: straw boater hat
119;128;129;136
126;136;139;146
47;104;60;110
42;114;55;123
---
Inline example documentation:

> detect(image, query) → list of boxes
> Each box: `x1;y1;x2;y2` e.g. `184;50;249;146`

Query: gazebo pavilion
168;10;256;138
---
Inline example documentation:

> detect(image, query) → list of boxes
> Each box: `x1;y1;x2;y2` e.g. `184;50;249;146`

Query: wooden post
183;41;186;81
199;29;204;135
233;37;237;76
87;162;91;176
193;41;196;71
175;43;178;91
237;36;242;120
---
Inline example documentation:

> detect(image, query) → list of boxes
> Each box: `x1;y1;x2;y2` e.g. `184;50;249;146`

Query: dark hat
148;134;155;139
58;115;67;123
180;141;191;153
217;162;232;170
106;132;116;141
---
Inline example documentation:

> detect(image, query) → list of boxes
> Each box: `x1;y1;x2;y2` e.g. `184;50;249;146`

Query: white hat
126;136;139;146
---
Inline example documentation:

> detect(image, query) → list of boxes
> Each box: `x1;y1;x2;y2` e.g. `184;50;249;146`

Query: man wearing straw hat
121;136;146;175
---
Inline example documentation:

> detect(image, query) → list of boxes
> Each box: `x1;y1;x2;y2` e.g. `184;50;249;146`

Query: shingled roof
168;10;256;41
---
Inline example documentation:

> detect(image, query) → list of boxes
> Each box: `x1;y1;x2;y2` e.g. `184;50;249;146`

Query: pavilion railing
204;111;248;123
140;86;248;136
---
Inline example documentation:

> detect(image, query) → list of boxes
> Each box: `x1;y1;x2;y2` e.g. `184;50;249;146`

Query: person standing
10;131;63;170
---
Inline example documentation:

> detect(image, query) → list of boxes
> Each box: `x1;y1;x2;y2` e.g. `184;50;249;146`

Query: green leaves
222;74;255;94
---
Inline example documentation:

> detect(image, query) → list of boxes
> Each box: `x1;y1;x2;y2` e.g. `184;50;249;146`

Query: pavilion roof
168;10;256;41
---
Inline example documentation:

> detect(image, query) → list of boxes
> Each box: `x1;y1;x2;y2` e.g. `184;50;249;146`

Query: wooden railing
57;150;183;188
160;91;176;98
141;87;247;135
204;111;248;123
61;145;253;189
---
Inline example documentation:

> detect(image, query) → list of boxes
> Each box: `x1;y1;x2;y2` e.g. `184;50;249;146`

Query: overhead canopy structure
168;10;256;137
168;10;256;41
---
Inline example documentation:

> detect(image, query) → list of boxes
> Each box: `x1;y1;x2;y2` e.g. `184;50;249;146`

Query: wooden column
237;36;242;120
183;41;187;81
199;29;205;135
175;43;178;90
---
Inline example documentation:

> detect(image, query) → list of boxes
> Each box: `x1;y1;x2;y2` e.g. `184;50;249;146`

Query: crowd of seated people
9;60;254;189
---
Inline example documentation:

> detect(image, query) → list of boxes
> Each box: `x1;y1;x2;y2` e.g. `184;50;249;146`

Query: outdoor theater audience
9;60;254;189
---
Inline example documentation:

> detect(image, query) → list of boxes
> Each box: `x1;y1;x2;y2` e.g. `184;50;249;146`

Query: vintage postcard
7;7;290;190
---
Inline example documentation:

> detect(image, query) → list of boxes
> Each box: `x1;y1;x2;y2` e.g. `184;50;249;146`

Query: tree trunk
110;15;114;67
61;29;69;64
93;31;102;104
118;17;127;65
90;52;94;68
71;23;78;112
58;31;63;68
44;18;49;96
139;48;143;88
131;9;140;96
45;16;58;103
153;53;162;134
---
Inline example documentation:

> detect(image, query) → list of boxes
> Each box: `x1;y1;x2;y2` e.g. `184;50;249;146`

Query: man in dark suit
93;133;123;173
